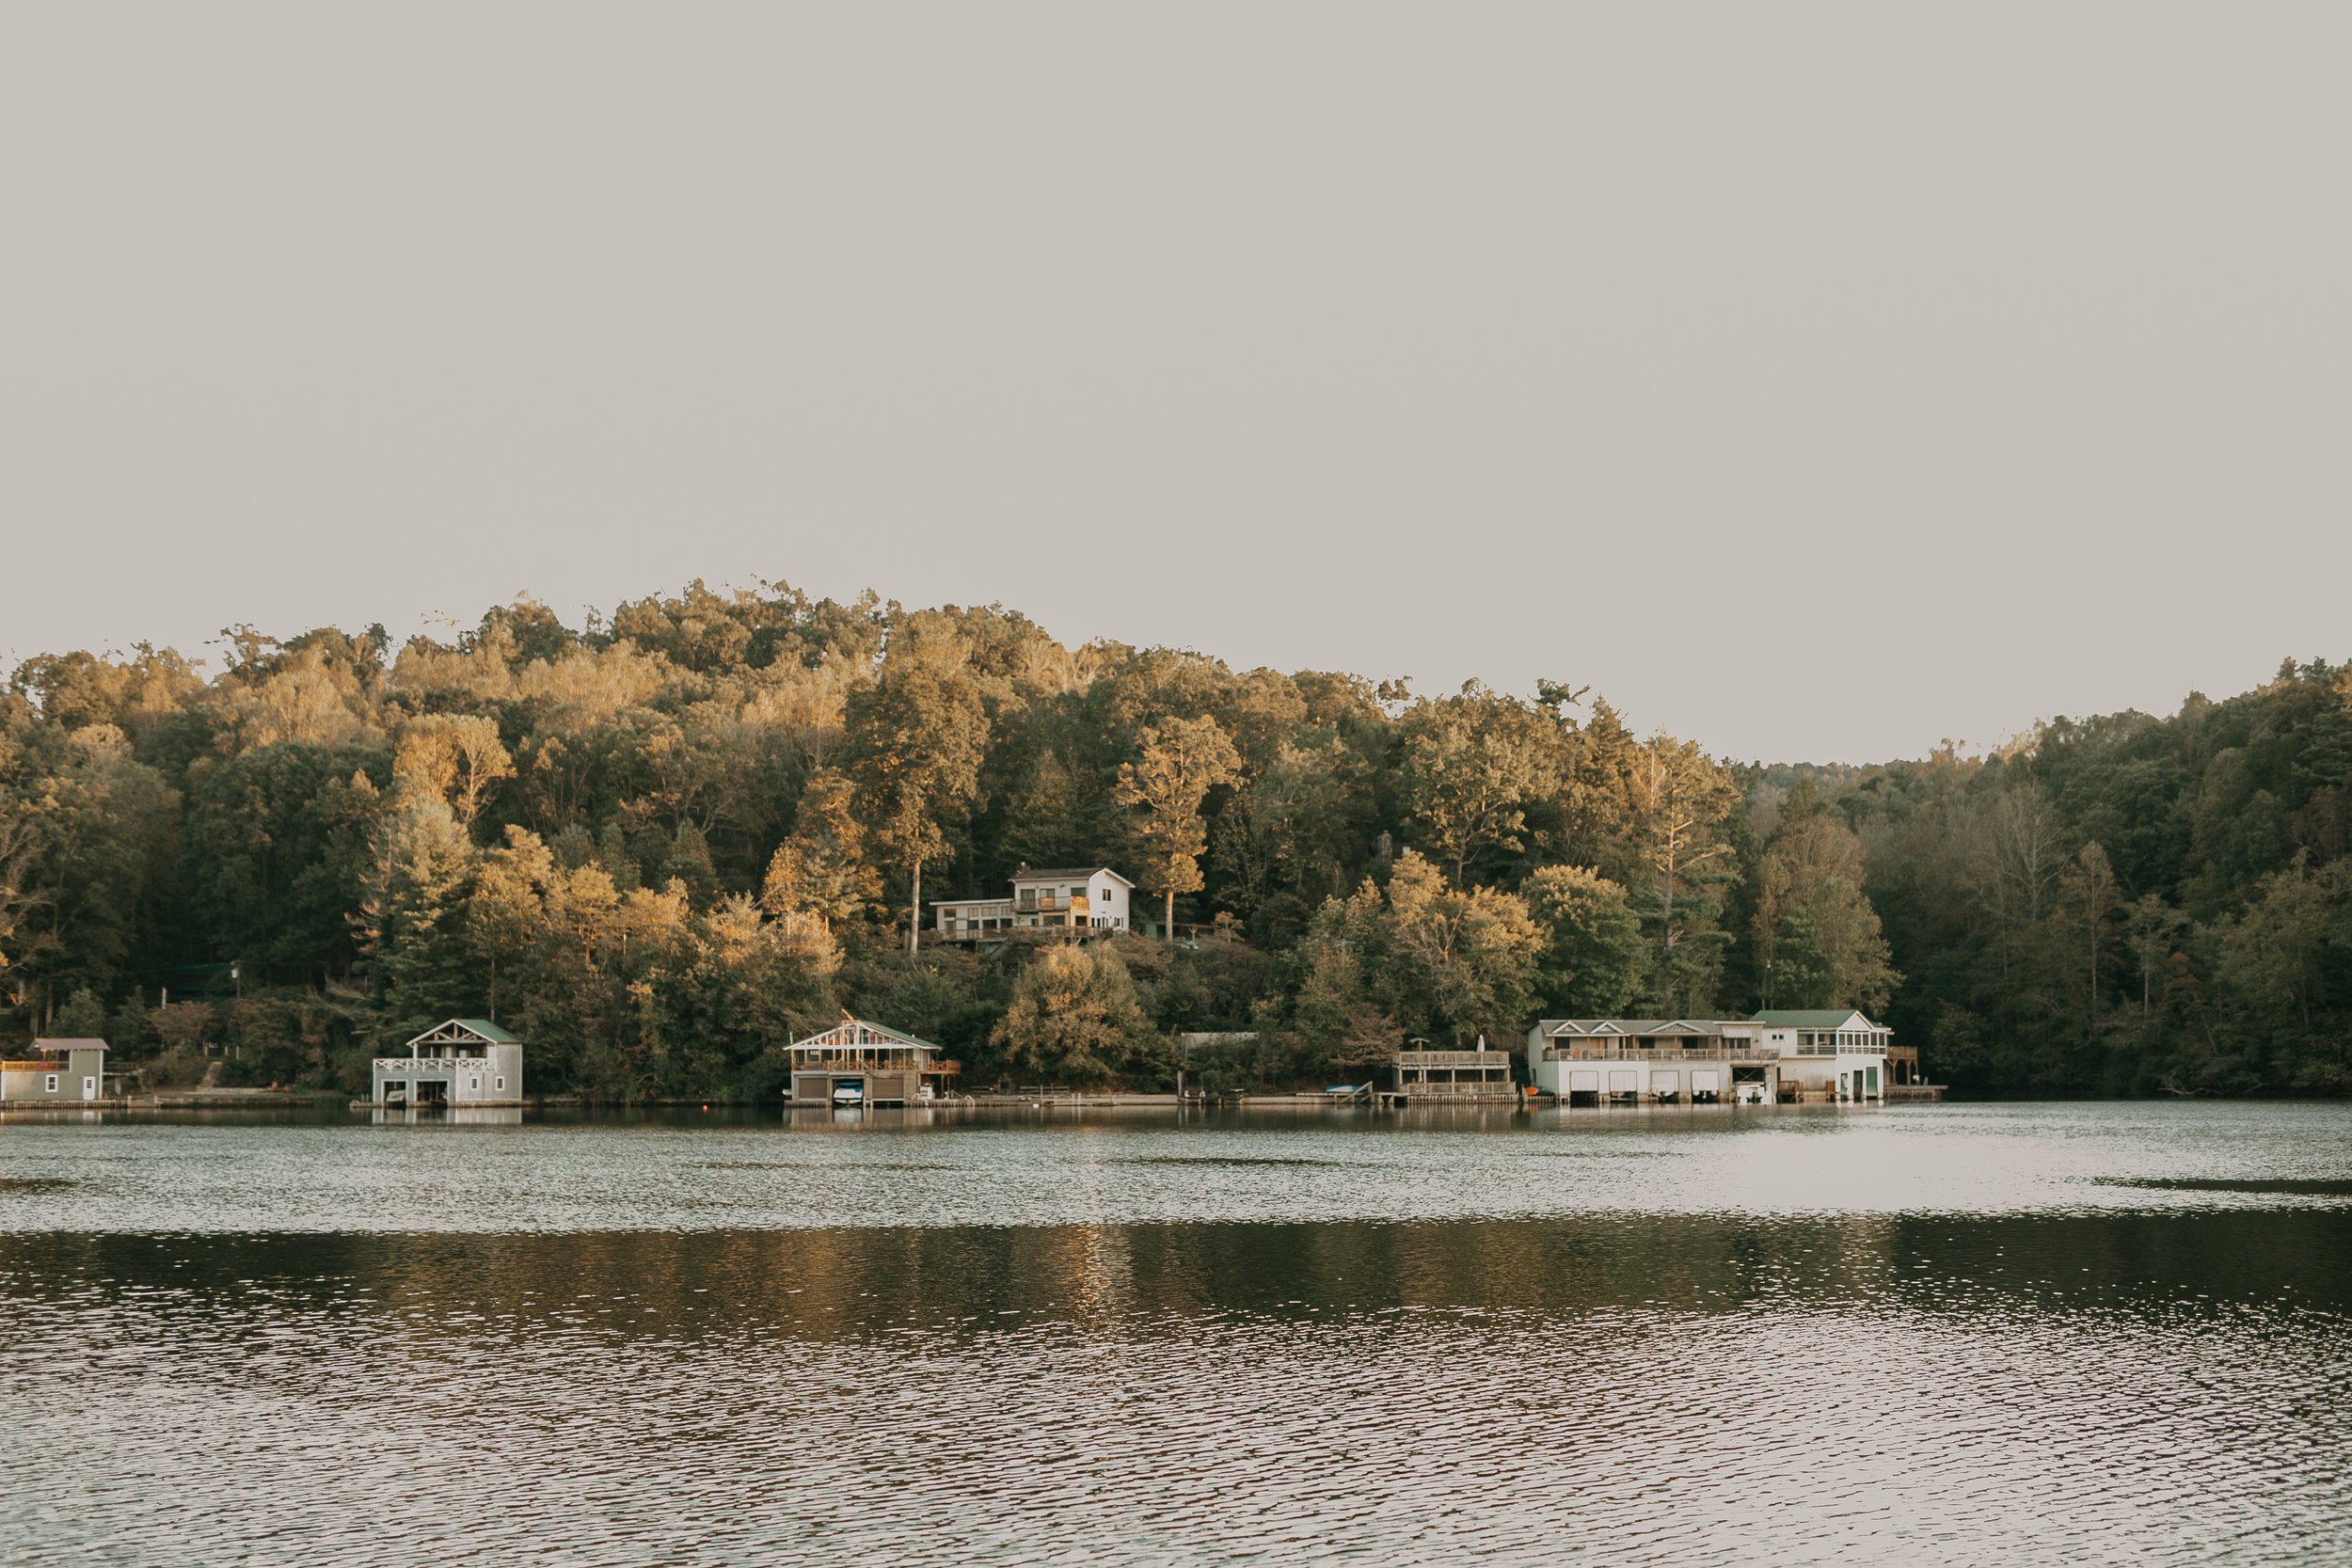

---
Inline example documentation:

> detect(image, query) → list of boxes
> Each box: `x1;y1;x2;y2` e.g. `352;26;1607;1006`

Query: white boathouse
785;1017;961;1107
370;1019;523;1107
1525;1012;1891;1105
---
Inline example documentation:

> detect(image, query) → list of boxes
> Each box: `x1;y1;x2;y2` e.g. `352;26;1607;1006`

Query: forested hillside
1;581;2344;1098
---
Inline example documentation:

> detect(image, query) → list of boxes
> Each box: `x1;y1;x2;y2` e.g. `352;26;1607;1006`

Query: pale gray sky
3;3;2345;762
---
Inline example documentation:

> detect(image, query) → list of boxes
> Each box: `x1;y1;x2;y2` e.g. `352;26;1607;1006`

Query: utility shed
0;1039;109;1102
371;1019;523;1108
786;1018;960;1107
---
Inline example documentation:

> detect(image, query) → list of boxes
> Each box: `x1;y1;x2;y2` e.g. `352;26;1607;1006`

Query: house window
44;1074;58;1093
496;1076;506;1091
469;1078;481;1090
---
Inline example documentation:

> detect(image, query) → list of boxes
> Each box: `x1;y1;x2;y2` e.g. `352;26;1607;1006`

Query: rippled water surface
5;1101;2350;1566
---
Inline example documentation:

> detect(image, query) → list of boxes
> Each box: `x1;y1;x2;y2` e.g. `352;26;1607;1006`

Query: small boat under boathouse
785;1017;961;1107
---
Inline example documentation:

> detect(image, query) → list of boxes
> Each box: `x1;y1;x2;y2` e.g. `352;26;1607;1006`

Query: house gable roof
405;1019;521;1049
1751;1009;1877;1030
1538;1019;1749;1037
1009;865;1135;888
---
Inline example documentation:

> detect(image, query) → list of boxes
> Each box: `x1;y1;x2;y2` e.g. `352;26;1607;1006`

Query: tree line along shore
1;580;2345;1101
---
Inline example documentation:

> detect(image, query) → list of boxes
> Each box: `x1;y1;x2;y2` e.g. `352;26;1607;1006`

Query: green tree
52;986;108;1038
1750;789;1898;1012
356;794;480;1037
1211;737;1373;940
760;770;882;935
0;802;40;996
467;826;555;1026
2057;842;2122;1029
2221;853;2351;1073
1522;863;1649;1016
2124;894;2189;1019
150;1000;216;1054
1288;938;1401;1077
1381;852;1542;1045
1626;732;1740;1011
1395;685;1561;886
1114;716;1242;936
843;633;989;954
991;944;1154;1085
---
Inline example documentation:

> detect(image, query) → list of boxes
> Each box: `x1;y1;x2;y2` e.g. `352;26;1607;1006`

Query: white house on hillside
931;865;1134;942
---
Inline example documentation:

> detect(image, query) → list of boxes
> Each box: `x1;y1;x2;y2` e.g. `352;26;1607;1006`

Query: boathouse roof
30;1037;108;1053
1537;1020;1736;1037
787;1017;948;1056
405;1019;521;1048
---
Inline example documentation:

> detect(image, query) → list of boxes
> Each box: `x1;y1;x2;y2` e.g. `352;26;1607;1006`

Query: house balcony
1015;894;1090;917
1540;1044;1780;1063
1396;1050;1515;1070
372;1055;490;1075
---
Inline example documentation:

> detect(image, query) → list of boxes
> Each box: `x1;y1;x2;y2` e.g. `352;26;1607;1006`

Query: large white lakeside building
1524;1010;1896;1105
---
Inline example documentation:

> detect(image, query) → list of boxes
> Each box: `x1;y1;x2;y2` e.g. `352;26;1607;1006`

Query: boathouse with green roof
370;1018;523;1108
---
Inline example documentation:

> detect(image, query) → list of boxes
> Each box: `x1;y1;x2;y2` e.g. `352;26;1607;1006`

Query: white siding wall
1088;872;1129;930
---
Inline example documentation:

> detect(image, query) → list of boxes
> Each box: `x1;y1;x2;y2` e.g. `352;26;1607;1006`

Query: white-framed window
469;1078;481;1090
44;1074;59;1093
496;1076;505;1091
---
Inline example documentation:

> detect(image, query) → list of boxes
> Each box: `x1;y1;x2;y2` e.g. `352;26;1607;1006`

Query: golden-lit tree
1115;715;1241;937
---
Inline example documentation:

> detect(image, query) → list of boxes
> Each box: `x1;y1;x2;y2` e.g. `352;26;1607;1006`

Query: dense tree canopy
3;582;2344;1099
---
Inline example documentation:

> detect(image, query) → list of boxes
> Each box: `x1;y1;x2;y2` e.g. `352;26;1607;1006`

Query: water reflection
371;1105;525;1127
2;1105;2349;1566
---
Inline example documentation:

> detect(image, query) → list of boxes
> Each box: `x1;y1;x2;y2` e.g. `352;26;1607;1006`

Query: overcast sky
3;3;2345;762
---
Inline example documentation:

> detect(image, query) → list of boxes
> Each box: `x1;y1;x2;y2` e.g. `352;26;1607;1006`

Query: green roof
1751;1009;1873;1028
843;1018;949;1053
451;1018;520;1044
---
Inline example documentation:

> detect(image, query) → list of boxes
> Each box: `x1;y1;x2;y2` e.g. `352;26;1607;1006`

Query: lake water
5;1101;2350;1566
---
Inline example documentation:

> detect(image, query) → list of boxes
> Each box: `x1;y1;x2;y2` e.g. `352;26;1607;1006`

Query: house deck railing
1014;895;1091;915
1541;1043;1894;1062
1542;1045;1774;1063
